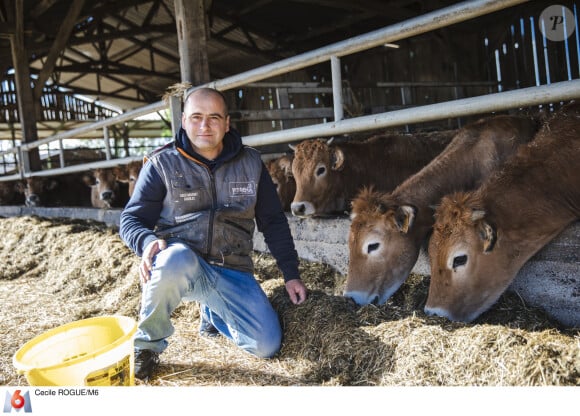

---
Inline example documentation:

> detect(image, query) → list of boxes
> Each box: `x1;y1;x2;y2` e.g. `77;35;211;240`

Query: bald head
184;88;229;115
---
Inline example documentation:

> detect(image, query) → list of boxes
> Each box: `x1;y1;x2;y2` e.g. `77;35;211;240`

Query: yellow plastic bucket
13;315;137;386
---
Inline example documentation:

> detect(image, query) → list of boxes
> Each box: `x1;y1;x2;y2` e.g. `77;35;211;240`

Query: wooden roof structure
0;0;545;112
0;0;576;172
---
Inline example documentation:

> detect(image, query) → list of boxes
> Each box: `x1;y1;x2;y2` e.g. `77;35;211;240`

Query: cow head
290;138;347;217
266;155;295;211
16;177;59;207
424;192;510;323
113;161;142;197
344;187;422;305
83;168;121;208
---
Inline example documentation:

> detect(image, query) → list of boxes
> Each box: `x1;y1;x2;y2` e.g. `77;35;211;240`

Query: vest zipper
177;147;217;259
207;168;217;259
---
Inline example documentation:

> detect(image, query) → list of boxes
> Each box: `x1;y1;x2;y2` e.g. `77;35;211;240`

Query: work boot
134;349;159;380
199;314;220;338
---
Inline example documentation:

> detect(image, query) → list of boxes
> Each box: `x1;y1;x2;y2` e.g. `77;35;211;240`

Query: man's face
181;91;230;160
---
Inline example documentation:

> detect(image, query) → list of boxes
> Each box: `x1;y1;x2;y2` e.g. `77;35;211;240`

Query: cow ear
82;173;95;186
279;158;293;178
395;204;417;234
331;148;345;171
476;219;496;253
112;165;128;181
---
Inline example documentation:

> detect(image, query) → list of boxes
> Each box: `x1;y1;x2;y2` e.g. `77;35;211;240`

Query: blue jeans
134;242;282;358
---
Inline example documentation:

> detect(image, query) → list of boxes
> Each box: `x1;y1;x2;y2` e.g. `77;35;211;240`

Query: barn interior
0;1;579;393
0;0;578;173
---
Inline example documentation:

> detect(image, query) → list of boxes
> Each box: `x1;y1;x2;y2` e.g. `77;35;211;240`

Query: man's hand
139;239;167;283
285;279;308;305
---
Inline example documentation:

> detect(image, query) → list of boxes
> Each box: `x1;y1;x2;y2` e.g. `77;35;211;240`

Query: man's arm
255;164;307;304
119;161;166;257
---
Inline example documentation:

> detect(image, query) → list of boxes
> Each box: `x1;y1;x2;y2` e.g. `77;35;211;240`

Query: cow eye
452;254;468;269
316;166;326;176
367;242;380;254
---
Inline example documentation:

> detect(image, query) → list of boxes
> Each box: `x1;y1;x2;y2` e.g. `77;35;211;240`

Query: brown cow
290;131;455;217
425;102;580;322
16;174;92;207
266;154;295;211
344;115;539;305
0;180;25;205
83;168;129;209
113;160;143;197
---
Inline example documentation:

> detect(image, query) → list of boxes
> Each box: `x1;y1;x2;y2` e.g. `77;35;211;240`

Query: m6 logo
3;390;32;413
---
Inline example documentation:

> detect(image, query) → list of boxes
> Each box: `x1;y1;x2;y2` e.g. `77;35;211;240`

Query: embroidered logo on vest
179;191;198;201
230;182;256;197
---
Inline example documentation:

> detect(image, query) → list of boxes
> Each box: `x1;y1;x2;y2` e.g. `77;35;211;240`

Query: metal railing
5;0;579;183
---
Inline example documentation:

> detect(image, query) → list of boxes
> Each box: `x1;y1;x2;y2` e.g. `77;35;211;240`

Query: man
119;87;308;381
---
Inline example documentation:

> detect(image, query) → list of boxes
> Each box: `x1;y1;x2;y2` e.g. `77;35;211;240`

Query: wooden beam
174;0;210;85
54;61;178;79
34;0;86;101
10;0;41;171
30;0;59;18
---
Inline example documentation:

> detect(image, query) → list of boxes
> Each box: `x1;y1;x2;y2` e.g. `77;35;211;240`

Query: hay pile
0;216;578;386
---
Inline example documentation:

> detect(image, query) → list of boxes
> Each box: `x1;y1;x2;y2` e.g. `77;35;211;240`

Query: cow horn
471;210;486;221
326;137;335;145
395;205;417;234
478;221;497;253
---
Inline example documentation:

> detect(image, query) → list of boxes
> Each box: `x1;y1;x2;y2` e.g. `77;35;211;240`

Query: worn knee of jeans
252;330;282;359
147;245;198;305
156;244;198;281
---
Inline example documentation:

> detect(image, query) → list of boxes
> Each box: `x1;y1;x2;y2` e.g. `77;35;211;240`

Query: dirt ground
1;215;578;386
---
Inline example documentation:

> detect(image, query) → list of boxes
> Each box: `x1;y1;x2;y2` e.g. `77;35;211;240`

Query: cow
290;131;455;218
424;102;580;323
83;168;129;209
343;115;538;305
16;174;92;207
266;154;295;211
344;115;539;306
0;180;25;205
113;160;143;197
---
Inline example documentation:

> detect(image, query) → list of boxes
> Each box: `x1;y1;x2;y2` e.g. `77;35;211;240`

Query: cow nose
291;203;306;216
26;195;40;206
100;191;113;201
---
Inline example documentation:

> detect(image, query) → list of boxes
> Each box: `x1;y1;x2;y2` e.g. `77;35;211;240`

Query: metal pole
242;79;580;146
103;127;112;160
19;101;167;151
331;56;344;122
58;139;65;168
